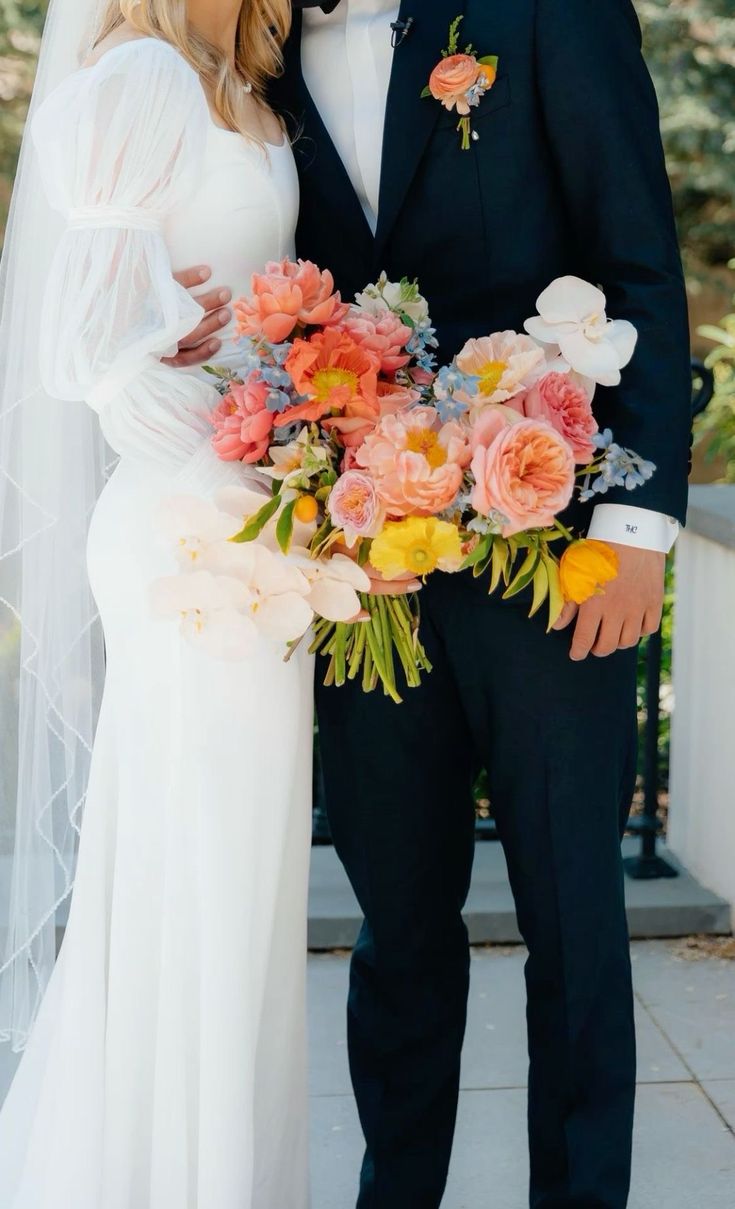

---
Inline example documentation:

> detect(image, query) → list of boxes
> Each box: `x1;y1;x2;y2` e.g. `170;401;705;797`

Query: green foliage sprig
696;259;735;479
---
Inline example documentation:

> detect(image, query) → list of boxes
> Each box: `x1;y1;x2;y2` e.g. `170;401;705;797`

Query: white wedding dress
0;38;313;1209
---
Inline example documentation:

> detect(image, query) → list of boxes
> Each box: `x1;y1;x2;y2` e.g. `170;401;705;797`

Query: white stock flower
524;276;638;388
354;274;430;327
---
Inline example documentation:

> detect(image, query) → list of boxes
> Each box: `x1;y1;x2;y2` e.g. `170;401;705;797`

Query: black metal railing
313;360;717;852
623;358;715;878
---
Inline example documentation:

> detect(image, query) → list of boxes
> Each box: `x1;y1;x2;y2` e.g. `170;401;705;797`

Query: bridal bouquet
152;260;439;694
153;266;654;703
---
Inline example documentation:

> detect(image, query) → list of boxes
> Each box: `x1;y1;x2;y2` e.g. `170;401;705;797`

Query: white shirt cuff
588;504;679;554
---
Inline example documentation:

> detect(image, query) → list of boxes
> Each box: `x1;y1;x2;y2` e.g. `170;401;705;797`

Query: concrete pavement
309;940;735;1208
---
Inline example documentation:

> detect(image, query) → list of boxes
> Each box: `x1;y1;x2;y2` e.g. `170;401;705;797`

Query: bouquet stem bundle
310;593;431;704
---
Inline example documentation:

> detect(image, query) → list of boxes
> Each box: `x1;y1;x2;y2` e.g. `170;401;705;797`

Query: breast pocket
437;73;512;132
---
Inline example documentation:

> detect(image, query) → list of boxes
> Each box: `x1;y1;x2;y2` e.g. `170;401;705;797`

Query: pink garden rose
517;372;598;463
470;403;525;452
470;418;576;537
338;307;412;374
356;406;471;517
235;258;349;344
327;471;385;547
211;376;274;464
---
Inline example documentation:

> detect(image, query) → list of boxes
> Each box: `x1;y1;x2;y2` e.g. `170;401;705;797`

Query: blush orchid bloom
290;550;371;623
524;276;638;388
150;571;259;660
156;494;242;570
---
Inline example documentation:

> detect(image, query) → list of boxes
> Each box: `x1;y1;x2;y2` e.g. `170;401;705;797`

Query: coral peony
470;418;575;536
324;379;419;450
520;372;598;463
338;307;412;373
278;328;380;428
210;376;274;464
356;406;471;517
235;258;349;343
457;332;547;407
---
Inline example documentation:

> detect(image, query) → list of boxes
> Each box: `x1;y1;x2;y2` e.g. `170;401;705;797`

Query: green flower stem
334;622;348;686
376;597;397;692
347;620;368;680
309;594;432;703
362;642;376;693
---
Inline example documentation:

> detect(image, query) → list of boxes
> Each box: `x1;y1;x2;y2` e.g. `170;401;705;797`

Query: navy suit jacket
273;0;692;525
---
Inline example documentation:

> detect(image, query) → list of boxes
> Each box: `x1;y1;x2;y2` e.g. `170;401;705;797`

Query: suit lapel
376;0;468;254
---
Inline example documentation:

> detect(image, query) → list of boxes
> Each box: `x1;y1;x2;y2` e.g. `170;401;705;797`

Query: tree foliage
1;0;735;267
0;0;44;239
697;260;735;478
638;0;735;272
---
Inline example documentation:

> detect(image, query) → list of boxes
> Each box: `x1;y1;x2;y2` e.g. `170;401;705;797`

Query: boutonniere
421;16;499;151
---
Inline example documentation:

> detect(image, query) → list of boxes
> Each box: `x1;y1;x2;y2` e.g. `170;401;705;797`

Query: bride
0;1;316;1205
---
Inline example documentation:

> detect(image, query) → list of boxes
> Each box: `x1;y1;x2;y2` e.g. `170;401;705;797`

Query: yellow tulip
559;539;619;605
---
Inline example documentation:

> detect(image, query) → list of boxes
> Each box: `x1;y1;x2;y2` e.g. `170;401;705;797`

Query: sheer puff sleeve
32;39;218;471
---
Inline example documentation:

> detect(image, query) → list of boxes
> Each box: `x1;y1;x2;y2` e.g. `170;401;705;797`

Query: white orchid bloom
150;571;257;660
208;541;314;642
156;495;241;570
290;550;371;623
248;591;314;642
215;482;274;523
524;276;638;388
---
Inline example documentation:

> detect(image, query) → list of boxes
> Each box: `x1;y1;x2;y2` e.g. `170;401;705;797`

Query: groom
181;2;692;1205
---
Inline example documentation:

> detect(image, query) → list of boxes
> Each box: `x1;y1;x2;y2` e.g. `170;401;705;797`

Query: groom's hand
163;266;232;368
554;545;665;661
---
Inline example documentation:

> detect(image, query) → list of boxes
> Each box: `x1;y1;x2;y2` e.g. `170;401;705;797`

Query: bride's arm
33;39;221;472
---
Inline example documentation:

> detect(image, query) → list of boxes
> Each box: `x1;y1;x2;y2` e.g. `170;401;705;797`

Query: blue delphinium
406;318;439;375
433;363;479;423
580;431;657;502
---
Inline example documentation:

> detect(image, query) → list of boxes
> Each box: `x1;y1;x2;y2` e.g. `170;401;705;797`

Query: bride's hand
163;266;233;368
333;542;420;598
366;569;421;597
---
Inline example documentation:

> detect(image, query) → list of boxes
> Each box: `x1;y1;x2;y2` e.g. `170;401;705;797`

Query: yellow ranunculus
370;518;463;581
559;539;619;605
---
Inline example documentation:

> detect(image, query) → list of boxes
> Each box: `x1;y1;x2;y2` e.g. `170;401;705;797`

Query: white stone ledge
686;484;735;550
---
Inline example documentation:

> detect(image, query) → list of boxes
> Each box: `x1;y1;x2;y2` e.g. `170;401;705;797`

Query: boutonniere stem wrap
421;15;499;150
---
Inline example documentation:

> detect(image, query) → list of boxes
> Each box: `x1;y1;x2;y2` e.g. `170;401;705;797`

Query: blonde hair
94;1;291;131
